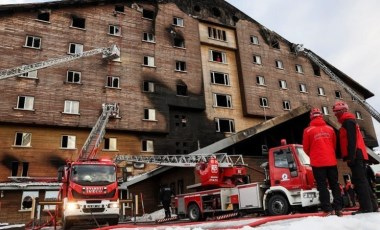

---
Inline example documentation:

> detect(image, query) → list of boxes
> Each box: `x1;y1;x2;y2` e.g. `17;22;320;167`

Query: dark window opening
15;133;23;145
270;40;280;49
37;12;50;21
176;84;188;96
67;71;80;83
211;50;224;62
22;162;29;177
143;81;154;92
335;91;342;98
11;161;18;177
216;119;235;133
104;138;110;150
72;17;85;29
194;5;201;12
176;149;181;154
211;72;229;85
260;97;268;107
142;9;154;19
312;63;321;76
115;5;124;13
212;7;221;17
62;136;68;148
174;38;185;48
215;94;231;108
176;61;186;71
18;97;26;109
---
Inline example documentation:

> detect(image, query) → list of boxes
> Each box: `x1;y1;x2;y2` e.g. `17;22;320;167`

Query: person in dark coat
159;185;175;218
303;108;343;216
333;101;378;214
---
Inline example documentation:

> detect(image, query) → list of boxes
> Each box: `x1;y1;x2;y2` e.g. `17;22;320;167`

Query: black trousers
312;166;343;212
350;159;377;212
162;200;171;218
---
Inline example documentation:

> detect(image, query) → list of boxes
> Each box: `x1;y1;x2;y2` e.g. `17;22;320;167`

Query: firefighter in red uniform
303;108;343;216
333;100;378;214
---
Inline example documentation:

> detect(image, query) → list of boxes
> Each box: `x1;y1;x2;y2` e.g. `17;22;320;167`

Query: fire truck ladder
114;153;246;168
0;44;120;80
78;103;119;160
295;44;380;123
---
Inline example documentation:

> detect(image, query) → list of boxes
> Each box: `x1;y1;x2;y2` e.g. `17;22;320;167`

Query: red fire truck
115;140;322;221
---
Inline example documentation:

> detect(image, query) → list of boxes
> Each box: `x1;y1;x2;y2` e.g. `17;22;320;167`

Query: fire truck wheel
267;194;289;216
188;203;201;221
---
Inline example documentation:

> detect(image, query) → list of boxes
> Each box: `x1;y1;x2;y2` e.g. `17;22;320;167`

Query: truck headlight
108;203;119;208
66;202;80;211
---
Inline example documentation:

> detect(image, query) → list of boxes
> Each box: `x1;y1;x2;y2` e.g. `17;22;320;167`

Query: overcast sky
1;0;379;149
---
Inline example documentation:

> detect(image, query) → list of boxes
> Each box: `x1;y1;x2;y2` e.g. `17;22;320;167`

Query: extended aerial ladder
114;153;246;168
294;44;380;123
0;44;120;80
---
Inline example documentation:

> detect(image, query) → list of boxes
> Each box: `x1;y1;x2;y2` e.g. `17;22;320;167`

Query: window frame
215;118;235;133
143;81;155;93
256;75;266;86
318;87;325;96
143;108;156;121
250;35;259;45
259;97;269;108
68;43;83;55
210;71;230;86
279;80;287;89
109;24;121;36
207;26;227;41
142;139;154;152
176;84;188;96
61;135;76;149
209;50;227;63
142;9;154;20
173;17;184;27
20;191;39;211
275;60;284;69
322;106;329;115
253;55;262;65
175;61;186;72
299;83;307;93
143;32;155;43
295;64;304;73
103;137;117;151
355;111;363;120
283;100;291;110
66;70;81;84
213;93;232;108
63;100;80;115
335;90;342;99
71;16;86;29
24;35;41;49
106;76;120;88
14;132;32;147
143;56;155;67
16;96;34;110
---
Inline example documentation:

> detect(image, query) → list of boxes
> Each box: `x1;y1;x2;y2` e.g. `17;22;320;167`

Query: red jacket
337;112;368;161
303;117;337;167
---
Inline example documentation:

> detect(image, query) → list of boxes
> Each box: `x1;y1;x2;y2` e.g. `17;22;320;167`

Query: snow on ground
132;208;177;222
113;212;380;230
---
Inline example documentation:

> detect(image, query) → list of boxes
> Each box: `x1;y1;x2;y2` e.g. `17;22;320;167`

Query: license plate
86;204;102;208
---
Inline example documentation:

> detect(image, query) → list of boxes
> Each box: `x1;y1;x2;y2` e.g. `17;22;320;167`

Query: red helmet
310;108;322;120
332;101;348;113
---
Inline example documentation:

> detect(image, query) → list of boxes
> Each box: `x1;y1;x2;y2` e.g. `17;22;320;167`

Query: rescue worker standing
303;108;343;216
333;100;378;214
159;185;175;218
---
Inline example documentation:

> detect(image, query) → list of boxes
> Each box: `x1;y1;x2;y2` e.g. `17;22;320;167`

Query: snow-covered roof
0;182;61;190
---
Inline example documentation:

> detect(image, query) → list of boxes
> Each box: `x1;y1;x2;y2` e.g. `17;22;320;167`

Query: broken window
283;100;291;110
22;162;29;177
61;135;76;149
259;97;268;107
270;40;280;49
210;71;229;86
106;76;120;88
209;50;226;63
253;55;262;65
173;17;184;27
174;37;185;48
256;75;265;86
17;96;34;110
215;118;235;133
14;132;32;147
299;84;307;93
295;64;303;73
67;71;81;83
144;108;156;120
142;9;154;19
250;35;259;45
143;32;155;42
312;63;321;76
355;111;362;120
318;87;325;96
37;12;50;21
11;161;19;177
64;100;79;114
279;80;287;89
115;5;124;13
322;106;329;115
142;140;154;152
21;191;38;211
109;25;121;36
143;81;155;92
335;90;342;99
143;56;155;67
207;27;227;41
104;137;117;150
213;93;232;108
25;35;41;49
176;84;188;96
68;43;83;54
175;61;186;71
71;16;85;29
275;60;283;69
